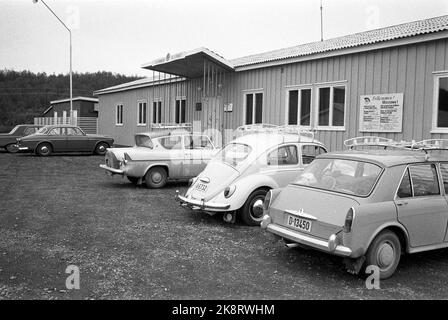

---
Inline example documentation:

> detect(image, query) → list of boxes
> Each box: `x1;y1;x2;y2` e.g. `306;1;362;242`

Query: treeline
0;69;142;132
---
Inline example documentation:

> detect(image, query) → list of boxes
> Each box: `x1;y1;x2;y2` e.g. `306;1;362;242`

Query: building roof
50;96;99;104
93;75;181;95
230;15;448;68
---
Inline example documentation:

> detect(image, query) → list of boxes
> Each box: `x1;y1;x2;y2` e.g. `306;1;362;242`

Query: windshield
293;158;382;196
8;125;20;134
213;143;252;167
37;126;50;134
135;135;153;148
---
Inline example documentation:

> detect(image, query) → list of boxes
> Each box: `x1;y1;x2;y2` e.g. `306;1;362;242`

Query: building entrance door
201;96;223;147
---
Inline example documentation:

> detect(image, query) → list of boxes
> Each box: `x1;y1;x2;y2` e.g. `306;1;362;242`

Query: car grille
105;151;120;169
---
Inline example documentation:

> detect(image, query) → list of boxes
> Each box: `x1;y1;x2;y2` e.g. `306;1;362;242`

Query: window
267;145;298;166
157;136;182;150
397;168;412;198
116;104;123;125
301;145;326;165
184;135;214;150
409;164;440;196
288;88;311;126
66;127;84;135
440;163;448;193
317;85;346;128
24;127;38;136
245;92;263;124
214;143;252;167
175;99;186;124
138;101;147;125
49;127;63;135
152;101;162;124
433;73;448;131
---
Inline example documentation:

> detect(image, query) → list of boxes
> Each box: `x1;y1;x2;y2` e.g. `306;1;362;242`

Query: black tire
144;167;167;189
95;142;109;155
127;176;139;185
365;230;401;279
240;188;268;226
36;143;52;157
5;144;18;153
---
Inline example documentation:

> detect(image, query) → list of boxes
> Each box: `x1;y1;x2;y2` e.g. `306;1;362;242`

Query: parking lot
0;151;448;300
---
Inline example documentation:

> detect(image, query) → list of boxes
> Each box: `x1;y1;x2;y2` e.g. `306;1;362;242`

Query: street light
33;0;73;124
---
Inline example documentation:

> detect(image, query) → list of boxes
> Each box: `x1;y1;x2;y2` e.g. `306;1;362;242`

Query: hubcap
251;198;264;219
152;172;162;183
377;242;395;269
41;146;49;154
99;145;105;151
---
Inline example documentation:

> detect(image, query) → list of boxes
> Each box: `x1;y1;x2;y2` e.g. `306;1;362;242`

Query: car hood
269;185;361;239
188;160;240;200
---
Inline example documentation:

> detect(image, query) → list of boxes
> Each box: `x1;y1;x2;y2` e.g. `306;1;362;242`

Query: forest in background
0;70;142;132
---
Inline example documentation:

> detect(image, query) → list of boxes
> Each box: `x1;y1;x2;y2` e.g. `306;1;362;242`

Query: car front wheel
240;188;268;226
144;167;167;188
95;142;109;155
36;143;52;156
365;230;401;279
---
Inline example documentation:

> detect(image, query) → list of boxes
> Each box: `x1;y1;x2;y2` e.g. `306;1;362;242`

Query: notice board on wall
359;93;403;133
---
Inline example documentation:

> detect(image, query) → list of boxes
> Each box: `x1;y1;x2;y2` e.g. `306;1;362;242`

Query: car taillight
224;185;236;198
188;178;194;187
343;207;355;233
262;190;272;211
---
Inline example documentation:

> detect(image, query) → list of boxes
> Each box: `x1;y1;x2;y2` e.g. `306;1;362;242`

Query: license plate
287;215;312;233
195;183;208;192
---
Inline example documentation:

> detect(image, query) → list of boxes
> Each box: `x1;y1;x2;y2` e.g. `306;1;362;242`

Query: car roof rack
235;124;279;134
344;136;412;150
276;125;315;141
413;139;448;152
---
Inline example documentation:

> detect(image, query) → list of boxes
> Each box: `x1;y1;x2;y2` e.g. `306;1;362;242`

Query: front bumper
177;194;230;211
99;164;124;175
263;220;352;257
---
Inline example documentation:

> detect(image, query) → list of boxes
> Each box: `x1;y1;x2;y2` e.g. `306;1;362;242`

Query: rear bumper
177;194;230;210
263;219;352;257
99;164;124;175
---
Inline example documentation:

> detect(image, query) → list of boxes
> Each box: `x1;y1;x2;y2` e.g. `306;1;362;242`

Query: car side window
397;168;412;198
24;127;37;136
409;164;440;197
158;136;182;150
267;145;298;166
67;127;83;136
184;135;213;150
301;145;326;165
439;163;448;194
49;127;62;135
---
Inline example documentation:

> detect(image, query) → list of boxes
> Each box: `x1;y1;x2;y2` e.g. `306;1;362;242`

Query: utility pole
320;0;324;41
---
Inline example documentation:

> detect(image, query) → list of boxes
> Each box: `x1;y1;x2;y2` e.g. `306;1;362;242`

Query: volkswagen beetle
177;125;327;225
100;131;218;188
261;137;448;279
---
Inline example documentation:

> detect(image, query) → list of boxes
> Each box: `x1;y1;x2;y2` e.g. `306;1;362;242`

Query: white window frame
284;84;313;128
431;71;448;133
116;103;123;126
174;96;187;124
314;81;347;131
243;89;264;125
137;100;147;126
152;98;162;124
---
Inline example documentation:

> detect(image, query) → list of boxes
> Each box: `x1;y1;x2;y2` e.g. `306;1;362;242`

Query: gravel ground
0;151;448;300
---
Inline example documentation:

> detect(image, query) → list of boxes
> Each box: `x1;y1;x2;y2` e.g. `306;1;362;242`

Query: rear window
214;143;252;167
135;135;153;148
293;158;382;196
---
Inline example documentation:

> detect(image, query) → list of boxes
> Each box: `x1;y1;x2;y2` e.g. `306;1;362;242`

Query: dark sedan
17;125;114;156
0;124;42;153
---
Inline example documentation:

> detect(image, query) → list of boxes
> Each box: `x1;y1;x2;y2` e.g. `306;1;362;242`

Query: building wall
98;38;448;150
45;100;98;118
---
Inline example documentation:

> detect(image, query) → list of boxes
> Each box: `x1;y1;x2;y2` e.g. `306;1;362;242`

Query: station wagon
261;137;448;279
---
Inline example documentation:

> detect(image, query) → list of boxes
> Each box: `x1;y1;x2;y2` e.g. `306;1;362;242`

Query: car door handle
397;202;408;206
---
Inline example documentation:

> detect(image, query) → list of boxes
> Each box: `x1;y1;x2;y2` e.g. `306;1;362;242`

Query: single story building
94;15;448;150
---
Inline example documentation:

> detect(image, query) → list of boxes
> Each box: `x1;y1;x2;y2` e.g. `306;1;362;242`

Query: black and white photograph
1;0;448;309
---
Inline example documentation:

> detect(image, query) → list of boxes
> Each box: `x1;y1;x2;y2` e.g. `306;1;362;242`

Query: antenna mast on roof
320;0;324;41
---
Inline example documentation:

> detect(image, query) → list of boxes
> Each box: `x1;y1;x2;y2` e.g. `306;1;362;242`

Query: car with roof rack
261;136;448;279
100;130;218;188
177;124;327;225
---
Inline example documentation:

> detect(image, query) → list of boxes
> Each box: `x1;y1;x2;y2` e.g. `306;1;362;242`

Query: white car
100;131;218;188
177;125;327;225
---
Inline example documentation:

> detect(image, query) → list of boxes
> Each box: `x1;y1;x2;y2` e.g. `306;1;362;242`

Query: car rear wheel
5;144;18;153
36;143;52;156
365;230;401;279
144;167;167;189
95;142;109;155
127;176;139;185
240;188;268;226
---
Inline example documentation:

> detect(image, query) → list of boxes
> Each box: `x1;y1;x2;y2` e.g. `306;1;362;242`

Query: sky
1;0;448;77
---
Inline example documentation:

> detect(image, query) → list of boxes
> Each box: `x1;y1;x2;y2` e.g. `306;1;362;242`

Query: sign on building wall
359;93;404;132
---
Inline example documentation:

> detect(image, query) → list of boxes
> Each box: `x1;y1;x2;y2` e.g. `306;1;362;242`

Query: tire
5;144;18;153
239;188;268;226
95;142;109;155
127;176;139;185
36;143;52;157
144;167;167;189
365;230;401;279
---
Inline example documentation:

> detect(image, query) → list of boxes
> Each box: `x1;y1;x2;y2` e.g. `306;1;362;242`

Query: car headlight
224;185;236;198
